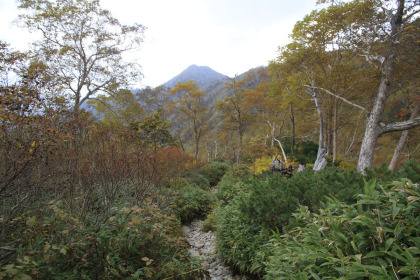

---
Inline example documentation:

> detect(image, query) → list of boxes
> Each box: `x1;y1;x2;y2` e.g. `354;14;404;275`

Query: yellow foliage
250;155;299;174
288;159;300;168
338;160;354;170
25;216;37;228
250;156;273;174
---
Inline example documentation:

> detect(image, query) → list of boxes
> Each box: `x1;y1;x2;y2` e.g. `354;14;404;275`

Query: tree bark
237;126;243;163
312;89;326;170
389;101;420;171
313;148;328;171
290;104;295;156
326;107;333;157
270;121;276;147
303;68;327;171
333;100;338;165
307;79;326;171
274;138;288;165
357;0;405;173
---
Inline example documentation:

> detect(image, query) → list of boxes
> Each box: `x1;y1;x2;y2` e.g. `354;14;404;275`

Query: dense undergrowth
0;101;227;280
0;144;228;280
215;161;420;279
2;197;203;280
265;178;420;279
1;101;418;279
174;161;229;224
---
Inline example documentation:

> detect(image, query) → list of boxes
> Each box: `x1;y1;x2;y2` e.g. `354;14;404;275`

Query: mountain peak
163;65;228;88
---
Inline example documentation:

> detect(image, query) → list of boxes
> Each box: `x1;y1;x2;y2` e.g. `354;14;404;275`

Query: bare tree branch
380;117;420;134
303;85;369;114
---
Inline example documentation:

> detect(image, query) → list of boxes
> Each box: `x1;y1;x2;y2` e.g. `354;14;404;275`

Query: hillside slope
163;64;228;88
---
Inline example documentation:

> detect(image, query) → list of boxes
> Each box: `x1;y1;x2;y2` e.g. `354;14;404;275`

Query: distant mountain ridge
163;64;228;88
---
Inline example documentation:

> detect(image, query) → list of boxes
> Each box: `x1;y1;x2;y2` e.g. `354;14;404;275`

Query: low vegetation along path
183;188;247;280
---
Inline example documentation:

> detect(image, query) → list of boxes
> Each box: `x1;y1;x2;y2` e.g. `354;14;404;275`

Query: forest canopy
0;0;419;279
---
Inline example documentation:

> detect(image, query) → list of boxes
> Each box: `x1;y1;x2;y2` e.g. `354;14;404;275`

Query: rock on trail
183;220;248;280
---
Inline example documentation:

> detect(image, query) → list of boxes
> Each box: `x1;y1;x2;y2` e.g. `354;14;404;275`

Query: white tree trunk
310;83;327;171
357;114;383;173
357;0;405;173
389;101;420;171
333;100;338;164
274;138;288;165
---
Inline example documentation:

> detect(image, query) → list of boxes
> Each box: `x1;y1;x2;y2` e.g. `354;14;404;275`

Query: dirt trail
184;186;248;280
184;219;247;280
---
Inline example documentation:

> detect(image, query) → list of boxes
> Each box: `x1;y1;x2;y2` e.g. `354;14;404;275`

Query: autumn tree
136;111;175;152
388;17;420;170
246;82;290;164
0;41;73;224
311;0;420;172
17;0;145;113
271;0;420;172
135;85;170;115
216;75;256;163
270;44;340;170
276;3;384;167
170;81;208;161
88;89;143;126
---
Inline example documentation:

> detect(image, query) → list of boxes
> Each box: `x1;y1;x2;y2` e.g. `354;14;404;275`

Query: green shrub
202;208;217;232
364;163;398;183
175;186;215;224
216;200;271;277
165;177;192;189
0;200;205;280
363;160;420;184
215;167;366;277
216;176;244;205
264;179;420;279
216;164;251;205
397;160;420;183
215;166;271;277
197;161;230;187
186;173;210;190
215;162;420;278
238;168;364;232
283;140;318;165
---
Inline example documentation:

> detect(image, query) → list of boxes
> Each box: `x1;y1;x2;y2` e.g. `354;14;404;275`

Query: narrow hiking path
183;187;248;280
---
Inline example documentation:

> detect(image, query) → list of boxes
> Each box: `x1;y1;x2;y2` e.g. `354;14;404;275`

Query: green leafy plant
264;179;420;279
202;208;218;232
175;186;215;224
0;199;205;280
216;200;271;277
186;173;210;190
198;161;230;186
239;168;364;232
216;164;251;205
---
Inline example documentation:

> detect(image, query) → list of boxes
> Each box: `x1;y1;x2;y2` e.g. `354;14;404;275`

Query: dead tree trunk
306;72;327;171
266;120;288;165
389;101;420;171
290;104;295;156
333;99;338;165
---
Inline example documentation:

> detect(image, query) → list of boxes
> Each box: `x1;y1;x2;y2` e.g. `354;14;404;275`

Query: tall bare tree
170;81;208;161
17;0;145;112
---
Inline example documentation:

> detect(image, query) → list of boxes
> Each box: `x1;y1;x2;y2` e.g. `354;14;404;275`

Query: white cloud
1;0;319;88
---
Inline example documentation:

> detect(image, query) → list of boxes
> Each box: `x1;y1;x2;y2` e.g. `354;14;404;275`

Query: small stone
188;249;200;258
195;241;204;249
182;226;190;237
185;219;248;280
209;261;217;269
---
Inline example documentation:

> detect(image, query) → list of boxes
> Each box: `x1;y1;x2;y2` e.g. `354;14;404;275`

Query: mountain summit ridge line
163;64;228;88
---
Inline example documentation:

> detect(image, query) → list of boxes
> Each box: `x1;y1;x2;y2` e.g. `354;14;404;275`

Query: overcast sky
0;0;319;87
